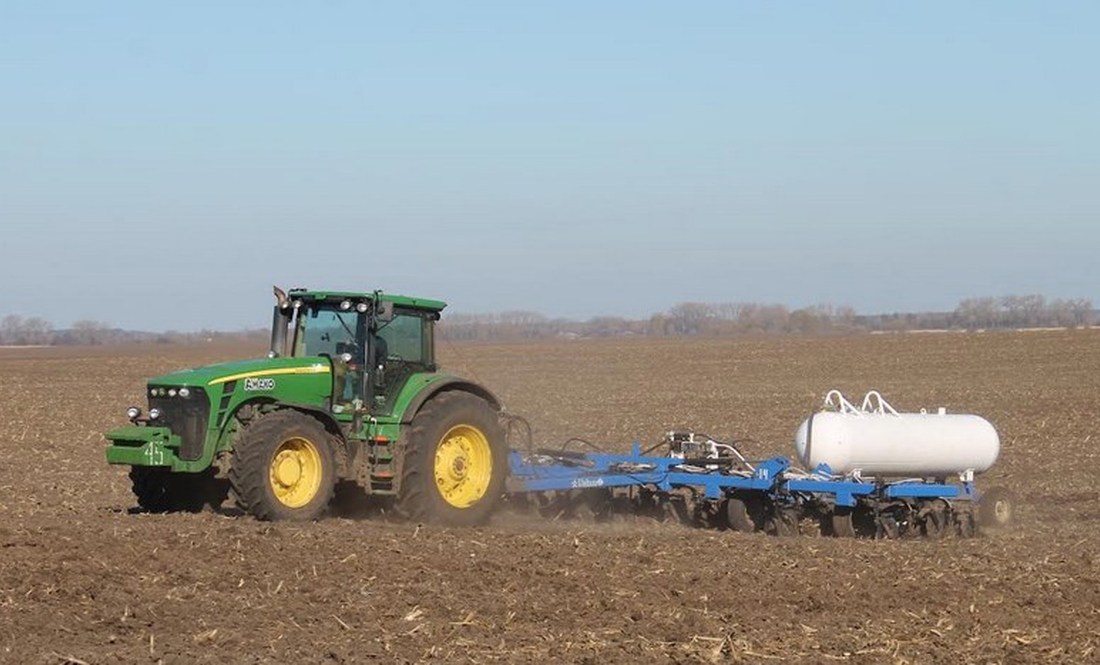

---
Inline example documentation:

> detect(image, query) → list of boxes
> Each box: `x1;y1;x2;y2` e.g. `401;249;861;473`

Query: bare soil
1;332;1098;663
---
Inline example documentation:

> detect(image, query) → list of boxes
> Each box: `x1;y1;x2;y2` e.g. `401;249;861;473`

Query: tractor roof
287;289;447;312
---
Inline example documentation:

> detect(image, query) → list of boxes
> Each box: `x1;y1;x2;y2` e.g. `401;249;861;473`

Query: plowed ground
1;331;1098;663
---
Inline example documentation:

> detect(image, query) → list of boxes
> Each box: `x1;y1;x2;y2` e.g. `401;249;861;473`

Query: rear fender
400;379;502;424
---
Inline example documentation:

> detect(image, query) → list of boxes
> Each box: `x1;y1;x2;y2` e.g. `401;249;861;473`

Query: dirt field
1;331;1098;664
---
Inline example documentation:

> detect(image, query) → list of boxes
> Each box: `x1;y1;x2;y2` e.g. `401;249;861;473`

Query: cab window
295;307;362;359
376;312;429;366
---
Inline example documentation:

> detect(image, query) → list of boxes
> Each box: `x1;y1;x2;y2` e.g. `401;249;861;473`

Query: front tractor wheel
230;410;337;521
129;467;225;514
130;467;177;513
397;392;506;526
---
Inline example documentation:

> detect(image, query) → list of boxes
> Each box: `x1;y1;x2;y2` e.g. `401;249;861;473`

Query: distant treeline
439;295;1097;342
0;295;1095;346
0;315;266;346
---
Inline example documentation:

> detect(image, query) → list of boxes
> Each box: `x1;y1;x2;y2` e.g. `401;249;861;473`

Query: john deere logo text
244;377;276;391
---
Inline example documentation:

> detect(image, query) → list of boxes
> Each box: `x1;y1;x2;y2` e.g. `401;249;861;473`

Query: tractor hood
149;357;332;389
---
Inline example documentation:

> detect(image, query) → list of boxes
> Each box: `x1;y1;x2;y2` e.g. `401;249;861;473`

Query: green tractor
104;287;508;523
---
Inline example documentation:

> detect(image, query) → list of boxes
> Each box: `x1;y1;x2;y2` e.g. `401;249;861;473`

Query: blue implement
504;433;988;538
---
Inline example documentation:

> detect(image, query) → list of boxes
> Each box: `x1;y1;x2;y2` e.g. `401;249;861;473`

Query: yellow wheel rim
434;424;493;508
269;436;323;508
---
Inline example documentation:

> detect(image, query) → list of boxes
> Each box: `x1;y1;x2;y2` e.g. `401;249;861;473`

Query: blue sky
1;1;1096;330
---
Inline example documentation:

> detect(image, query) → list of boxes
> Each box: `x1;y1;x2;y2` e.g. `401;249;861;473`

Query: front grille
149;387;211;461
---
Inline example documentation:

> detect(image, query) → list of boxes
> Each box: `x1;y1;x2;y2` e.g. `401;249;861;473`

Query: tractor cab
271;289;445;415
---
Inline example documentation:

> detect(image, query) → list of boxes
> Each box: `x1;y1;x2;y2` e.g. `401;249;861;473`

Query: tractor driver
333;333;389;409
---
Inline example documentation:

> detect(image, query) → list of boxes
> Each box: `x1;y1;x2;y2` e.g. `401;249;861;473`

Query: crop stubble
0;331;1098;663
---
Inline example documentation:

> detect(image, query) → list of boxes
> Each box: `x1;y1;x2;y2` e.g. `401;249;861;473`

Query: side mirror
375;300;394;322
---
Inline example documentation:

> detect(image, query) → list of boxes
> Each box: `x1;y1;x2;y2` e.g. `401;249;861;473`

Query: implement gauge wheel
397;391;506;526
230;410;337;521
978;486;1017;529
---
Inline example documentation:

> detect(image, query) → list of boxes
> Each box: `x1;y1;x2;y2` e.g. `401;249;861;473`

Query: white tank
793;391;1000;477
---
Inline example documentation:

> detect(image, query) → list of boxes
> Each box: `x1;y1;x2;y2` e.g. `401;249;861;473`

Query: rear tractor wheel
229;410;337;521
396;392;506;526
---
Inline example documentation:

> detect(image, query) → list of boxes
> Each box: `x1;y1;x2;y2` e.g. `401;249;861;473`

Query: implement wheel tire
978;486;1016;529
396;391;506;526
230;410;337;521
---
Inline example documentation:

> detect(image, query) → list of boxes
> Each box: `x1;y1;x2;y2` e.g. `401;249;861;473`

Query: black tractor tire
129;467;175;513
129;467;226;513
229;410;337;521
978;486;1017;529
396;391;506;526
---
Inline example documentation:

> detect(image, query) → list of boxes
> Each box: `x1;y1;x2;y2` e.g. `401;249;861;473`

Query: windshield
292;306;364;359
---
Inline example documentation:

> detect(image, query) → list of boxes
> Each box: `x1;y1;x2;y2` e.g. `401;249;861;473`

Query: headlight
148;408;163;420
340;299;352;310
178;387;191;398
126;406;141;420
356;302;368;313
168;388;177;397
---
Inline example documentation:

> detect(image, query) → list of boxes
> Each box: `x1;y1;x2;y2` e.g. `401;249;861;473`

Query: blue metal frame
507;442;978;506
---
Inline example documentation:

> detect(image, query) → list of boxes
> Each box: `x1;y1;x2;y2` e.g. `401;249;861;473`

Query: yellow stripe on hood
208;364;330;385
